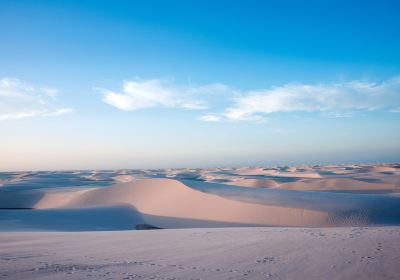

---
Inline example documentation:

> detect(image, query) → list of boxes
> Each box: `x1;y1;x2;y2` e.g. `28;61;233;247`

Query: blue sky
1;0;400;170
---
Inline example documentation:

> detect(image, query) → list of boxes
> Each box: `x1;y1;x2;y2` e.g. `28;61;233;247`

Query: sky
1;0;400;171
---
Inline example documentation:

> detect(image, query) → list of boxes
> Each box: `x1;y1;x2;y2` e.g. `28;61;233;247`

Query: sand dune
0;164;399;231
65;179;332;228
233;167;321;178
112;175;136;183
183;179;400;223
226;178;280;188
362;166;398;173
279;178;397;191
224;177;398;191
2;176;400;230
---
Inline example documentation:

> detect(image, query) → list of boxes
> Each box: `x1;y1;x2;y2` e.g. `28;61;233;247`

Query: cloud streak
96;79;231;112
97;76;400;122
0;78;72;120
200;76;400;121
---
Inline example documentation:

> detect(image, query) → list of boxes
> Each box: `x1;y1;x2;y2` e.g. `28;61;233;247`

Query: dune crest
66;178;331;228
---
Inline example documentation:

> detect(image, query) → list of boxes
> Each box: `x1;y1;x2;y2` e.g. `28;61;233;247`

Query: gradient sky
1;0;400;171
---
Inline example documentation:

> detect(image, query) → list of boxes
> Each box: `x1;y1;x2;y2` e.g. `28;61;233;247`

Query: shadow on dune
0;204;266;231
1;202;399;231
0;189;45;209
0;204;144;231
141;213;266;229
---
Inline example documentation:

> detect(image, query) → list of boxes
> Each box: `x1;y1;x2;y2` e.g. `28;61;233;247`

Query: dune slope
65;179;332;228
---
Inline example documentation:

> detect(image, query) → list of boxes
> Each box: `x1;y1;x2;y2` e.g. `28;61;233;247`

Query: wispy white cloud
198;114;221;122
200;76;400;122
96;79;230;112
96;76;400;122
0;78;72;120
43;108;73;116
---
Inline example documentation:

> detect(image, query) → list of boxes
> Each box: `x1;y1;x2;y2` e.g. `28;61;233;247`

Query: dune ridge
1;175;400;230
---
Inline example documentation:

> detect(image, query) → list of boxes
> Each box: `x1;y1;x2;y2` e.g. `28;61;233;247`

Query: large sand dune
1;167;400;230
0;179;331;228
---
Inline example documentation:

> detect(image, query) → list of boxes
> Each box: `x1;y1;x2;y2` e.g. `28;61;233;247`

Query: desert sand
1;163;400;279
1;227;400;280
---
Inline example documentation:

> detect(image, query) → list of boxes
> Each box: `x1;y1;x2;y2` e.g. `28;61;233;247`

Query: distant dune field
1;163;399;230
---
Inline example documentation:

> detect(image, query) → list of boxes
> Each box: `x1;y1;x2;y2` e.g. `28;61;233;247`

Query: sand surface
1;227;400;280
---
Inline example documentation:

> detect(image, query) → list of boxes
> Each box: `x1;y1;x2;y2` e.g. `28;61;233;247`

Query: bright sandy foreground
1;227;400;280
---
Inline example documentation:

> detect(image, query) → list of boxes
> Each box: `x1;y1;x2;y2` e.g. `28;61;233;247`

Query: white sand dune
224;177;398;191
1;176;400;230
112;175;136;183
279;177;397;191
65;179;332;228
226;178;280;188
1;180;324;229
361;166;398;173
183;179;400;225
1;164;400;231
233;167;321;178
